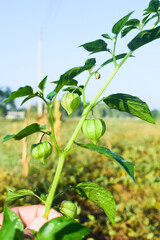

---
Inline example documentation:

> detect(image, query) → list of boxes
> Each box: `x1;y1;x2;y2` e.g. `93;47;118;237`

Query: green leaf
142;14;151;25
63;85;84;96
74;142;136;182
21;93;38;106
80;39;108;54
143;13;159;26
38;76;48;93
121;26;137;38
144;0;160;13
3;207;24;232
77;143;135;182
0;207;24;240
84;58;96;68
54;58;96;93
100;53;134;68
75;182;116;224
125;18;140;27
101;33;112;40
3;86;33;103
112;12;133;35
0;221;23;240
103;93;155;124
128;26;160;51
5;189;39;202
37;216;91;240
2;123;45;143
46;90;57;101
2;135;15;143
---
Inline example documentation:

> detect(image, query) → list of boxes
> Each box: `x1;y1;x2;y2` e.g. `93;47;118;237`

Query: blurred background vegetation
0;87;160;240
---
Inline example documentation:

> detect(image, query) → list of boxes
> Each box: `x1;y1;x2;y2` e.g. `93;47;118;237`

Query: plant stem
82;72;94;107
44;153;65;218
44;50;133;218
49;105;61;156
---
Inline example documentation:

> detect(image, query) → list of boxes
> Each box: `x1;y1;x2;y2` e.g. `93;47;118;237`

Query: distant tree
151;109;160;119
0;87;16;116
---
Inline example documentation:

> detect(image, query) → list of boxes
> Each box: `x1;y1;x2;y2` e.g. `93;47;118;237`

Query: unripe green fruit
95;72;101;79
61;92;81;115
31;142;52;164
82;118;106;144
59;200;78;219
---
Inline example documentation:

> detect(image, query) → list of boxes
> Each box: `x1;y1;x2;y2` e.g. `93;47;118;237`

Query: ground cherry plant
1;0;160;239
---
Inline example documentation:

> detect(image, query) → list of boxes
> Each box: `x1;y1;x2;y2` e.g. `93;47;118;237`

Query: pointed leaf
3;86;33;103
84;58;96;68
125;19;140;27
142;14;151;25
46;90;57;101
2;135;15;143
38;76;48;93
3;207;24;232
2;123;45;143
37;216;91;240
128;26;160;51
75;182;116;224
112;12;133;35
54;58;96;93
21;93;38;106
103;93;155;124
63;86;84;96
102;34;112;40
5;189;39;202
144;0;160;13
75;142;136;182
80;39;108;54
121;26;137;38
0;220;22;240
143;13;159;26
0;207;24;240
100;54;134;68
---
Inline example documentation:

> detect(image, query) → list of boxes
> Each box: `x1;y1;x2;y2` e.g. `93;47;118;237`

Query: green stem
112;38;117;66
49;105;61;156
44;50;133;218
44;153;65;218
82;72;94;107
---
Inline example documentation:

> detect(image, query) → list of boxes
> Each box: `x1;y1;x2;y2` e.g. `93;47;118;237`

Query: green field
0;117;160;240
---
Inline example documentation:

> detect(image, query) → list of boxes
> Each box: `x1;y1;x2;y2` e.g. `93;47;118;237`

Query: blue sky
0;0;160;110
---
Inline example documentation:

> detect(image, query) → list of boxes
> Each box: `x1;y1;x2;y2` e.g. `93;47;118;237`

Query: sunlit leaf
75;182;116;224
21;93;38;106
63;85;84;96
38;76;48;93
112;12;133;35
74;142;136;183
3;86;33;103
0;207;24;240
54;58;96;93
128;26;160;51
144;0;160;13
121;26;137;38
46;90;57;101
101;33;112;40
37;216;91;240
125;18;140;27
5;189;40;202
100;53;134;68
2;123;46;143
80;39;108;54
103;93;155;124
